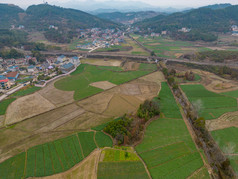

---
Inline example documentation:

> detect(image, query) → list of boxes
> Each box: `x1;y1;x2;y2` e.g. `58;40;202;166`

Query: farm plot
98;148;149;179
181;84;238;120
81;59;122;67
136;35;208;58
0;131;113;178
10;86;40;97
95;132;113;148
55;64;154;100
0;98;16;115
222;90;238;98
135;118;207;179
158;82;182;119
211;127;238;174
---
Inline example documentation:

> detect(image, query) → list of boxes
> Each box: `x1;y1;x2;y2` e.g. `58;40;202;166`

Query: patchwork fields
131;35;211;58
135;82;209;178
98;148;149;179
55;63;155;100
181;84;238;120
0;131;112;178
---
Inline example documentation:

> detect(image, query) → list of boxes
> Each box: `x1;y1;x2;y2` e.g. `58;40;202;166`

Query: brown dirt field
36;149;100;179
0;115;4;128
148;43;161;45
192;69;238;93
175;53;183;58
78;93;114;114
81;59;122;67
103;94;142;117
90;81;116;90
119;84;141;95
122;61;140;71
5;93;55;125
38;81;74;106
140;71;166;84
206;111;238;131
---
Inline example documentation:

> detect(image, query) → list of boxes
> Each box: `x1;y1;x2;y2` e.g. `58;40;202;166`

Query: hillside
0;4;24;28
136;5;238;33
24;4;119;30
97;11;159;24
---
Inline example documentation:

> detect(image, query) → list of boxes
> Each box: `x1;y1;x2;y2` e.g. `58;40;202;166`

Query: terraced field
181;84;238;120
98;148;149;179
135;82;209;178
55;64;155;100
0;131;112;178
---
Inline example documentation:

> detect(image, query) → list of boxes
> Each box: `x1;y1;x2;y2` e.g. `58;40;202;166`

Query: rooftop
6;71;18;78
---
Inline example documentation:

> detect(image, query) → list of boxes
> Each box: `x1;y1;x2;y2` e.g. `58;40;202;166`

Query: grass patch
221;90;238;98
0;98;16;115
55;64;152;100
135;118;205;178
158;82;182;118
211;127;238;174
139;63;157;71
181;84;237;120
10;86;40;97
97;161;150;179
95;132;113;148
102;148;139;162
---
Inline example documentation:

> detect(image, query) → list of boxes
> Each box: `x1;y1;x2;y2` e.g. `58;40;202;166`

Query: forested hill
0;3;119;30
97;11;159;24
0;4;24;28
24;4;119;30
136;5;238;33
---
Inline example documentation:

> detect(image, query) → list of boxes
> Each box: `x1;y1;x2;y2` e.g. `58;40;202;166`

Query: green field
135;82;207;178
0;131;113;178
181;84;238;120
221;90;238;98
139;63;157;71
133;35;211;58
0;98;16;115
10;86;40;97
95;132;113;148
55;64;154;100
211;127;238;174
98;148;149;179
158;82;182;118
135;118;206;178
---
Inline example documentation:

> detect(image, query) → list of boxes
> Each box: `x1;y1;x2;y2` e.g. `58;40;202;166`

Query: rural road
0;81;30;102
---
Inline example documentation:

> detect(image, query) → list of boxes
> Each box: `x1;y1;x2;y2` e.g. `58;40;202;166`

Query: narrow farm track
187;166;206;179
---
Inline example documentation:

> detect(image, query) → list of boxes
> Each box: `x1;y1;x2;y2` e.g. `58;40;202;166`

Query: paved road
0;82;30;102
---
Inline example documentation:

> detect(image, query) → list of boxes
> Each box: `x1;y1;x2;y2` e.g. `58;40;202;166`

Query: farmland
135;82;208;178
0;98;16;115
98;148;149;179
55;63;155;100
180;84;238;120
211;127;238;174
158;82;182;118
10;86;40;97
0;131;112;178
132;35;211;58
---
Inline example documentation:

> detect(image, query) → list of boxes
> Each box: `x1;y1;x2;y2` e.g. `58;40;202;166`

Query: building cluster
76;28;125;50
231;25;238;36
0;55;80;90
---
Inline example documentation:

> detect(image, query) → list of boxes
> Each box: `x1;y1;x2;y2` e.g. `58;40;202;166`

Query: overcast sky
2;0;238;9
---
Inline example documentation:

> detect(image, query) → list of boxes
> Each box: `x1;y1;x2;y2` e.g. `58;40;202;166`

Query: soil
81;59;122;67
90;81;116;90
122;62;140;71
0;116;4;128
38;81;74;107
206;111;238;131
5;92;55;125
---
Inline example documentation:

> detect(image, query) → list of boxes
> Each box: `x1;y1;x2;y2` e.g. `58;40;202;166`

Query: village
0;55;81;95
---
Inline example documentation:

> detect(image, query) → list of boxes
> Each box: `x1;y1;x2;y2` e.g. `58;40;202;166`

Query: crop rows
0;131;112;178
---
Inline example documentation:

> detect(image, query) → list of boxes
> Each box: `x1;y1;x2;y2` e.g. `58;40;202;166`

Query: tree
151;51;156;56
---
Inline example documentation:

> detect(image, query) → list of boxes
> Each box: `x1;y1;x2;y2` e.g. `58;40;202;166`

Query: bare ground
90;81;116;90
5;92;55;125
122;61;140;71
35;149;100;179
81;59;122;67
0;116;4;128
206;111;238;131
38;81;74;106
